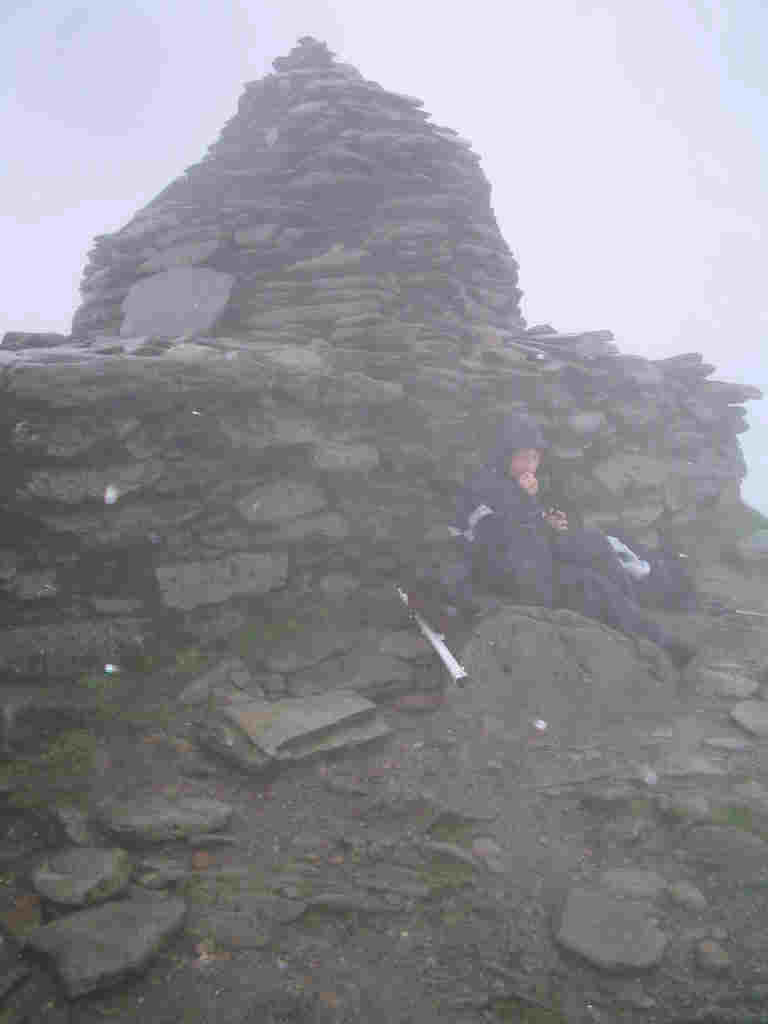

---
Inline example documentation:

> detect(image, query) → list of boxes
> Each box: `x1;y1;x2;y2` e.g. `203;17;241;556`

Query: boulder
198;691;390;772
32;847;133;907
24;896;186;997
556;888;667;970
452;606;676;749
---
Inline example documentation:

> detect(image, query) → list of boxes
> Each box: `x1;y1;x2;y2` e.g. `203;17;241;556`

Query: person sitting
444;414;697;669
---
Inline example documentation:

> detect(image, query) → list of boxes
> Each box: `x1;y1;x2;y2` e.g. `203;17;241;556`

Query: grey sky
2;0;766;510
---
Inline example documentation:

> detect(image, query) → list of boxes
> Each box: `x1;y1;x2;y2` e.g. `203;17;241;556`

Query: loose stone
32;847;133;907
24;896;187;998
556;888;667;970
667;881;708;911
695;939;731;974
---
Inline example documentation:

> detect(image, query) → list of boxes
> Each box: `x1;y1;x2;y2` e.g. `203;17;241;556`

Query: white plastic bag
606;536;651;580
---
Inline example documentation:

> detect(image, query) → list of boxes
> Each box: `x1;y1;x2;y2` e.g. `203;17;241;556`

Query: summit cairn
72;36;523;345
0;38;762;681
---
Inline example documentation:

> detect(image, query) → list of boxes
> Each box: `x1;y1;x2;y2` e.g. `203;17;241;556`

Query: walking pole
396;587;469;687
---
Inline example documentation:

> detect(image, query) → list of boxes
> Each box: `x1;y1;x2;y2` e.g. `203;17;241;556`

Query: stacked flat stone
72;37;522;350
1;322;760;680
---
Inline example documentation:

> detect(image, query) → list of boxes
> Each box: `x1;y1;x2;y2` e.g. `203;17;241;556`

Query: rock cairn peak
72;38;522;345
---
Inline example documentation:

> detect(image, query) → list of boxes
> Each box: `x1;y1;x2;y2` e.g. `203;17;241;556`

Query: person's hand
543;508;569;531
518;472;539;496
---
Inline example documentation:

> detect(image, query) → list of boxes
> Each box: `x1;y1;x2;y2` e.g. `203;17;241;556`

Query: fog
2;0;766;510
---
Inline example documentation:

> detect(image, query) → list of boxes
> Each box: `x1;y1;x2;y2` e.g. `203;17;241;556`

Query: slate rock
377;630;433;660
19;460;165;504
137;240;220;273
321;372;404;407
654;793;712;823
24;895;186;997
422;841;478;868
696;669;759;699
120;267;235;338
731;700;768;737
100;797;232;842
592;454;670;496
32;847;133;907
702;736;753;752
657;753;726;777
187;909;272;949
457;605;675;749
1;331;69;350
269;513;350;543
178;657;256;705
234;224;279;245
265;624;356;673
566;411;606;435
155;551;288;610
736;530;768;562
286;648;415;699
681;826;768;876
338;652;415;698
318;572;361;599
48;802;94;843
556;888;667;970
620;503;664;530
312;442;380;472
0;965;61;1023
198;691;390;772
236;480;327;523
0;619;148;678
307;891;399;914
667;881;707;911
599;869;666;900
0;937;31;1000
392;693;446;712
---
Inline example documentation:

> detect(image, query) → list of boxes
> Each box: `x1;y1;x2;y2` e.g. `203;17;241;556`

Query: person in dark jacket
449;414;696;668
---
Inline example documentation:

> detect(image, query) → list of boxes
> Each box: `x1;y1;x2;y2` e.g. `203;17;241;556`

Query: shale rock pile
71;36;522;344
0;38;762;683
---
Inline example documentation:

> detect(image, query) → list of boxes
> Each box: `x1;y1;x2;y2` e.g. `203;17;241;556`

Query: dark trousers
558;567;672;650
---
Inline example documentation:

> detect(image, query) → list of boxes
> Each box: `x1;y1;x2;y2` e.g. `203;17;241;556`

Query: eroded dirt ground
6;568;768;1024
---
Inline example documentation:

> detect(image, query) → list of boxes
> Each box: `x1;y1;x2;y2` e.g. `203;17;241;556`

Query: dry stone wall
1;327;759;683
0;38;761;685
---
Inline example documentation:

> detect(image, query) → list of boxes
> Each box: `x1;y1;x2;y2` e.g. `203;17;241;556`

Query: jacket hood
485;414;549;473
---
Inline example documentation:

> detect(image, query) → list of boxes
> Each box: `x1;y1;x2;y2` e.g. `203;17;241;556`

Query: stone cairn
0;36;762;686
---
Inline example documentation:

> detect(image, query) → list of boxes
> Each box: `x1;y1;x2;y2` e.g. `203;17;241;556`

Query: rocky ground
3;567;768;1024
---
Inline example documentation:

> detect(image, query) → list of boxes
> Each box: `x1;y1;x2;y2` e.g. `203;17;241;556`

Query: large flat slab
198;691;390;772
556;888;667;970
100;797;233;842
120;267;234;338
25;896;186;997
225;690;379;758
